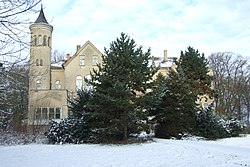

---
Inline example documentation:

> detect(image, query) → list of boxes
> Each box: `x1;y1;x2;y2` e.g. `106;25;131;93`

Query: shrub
45;117;92;144
196;106;244;139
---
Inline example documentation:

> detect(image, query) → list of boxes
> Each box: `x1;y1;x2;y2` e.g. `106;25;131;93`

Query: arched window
84;74;92;90
48;37;51;47
55;80;61;89
76;76;83;90
38;35;42;45
40;59;43;66
36;80;42;89
36;59;39;66
43;35;47;46
34;35;37;46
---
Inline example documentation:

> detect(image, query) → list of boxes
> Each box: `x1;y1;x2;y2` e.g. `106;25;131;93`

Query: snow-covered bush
196;106;244;139
46;117;92;144
0;131;47;145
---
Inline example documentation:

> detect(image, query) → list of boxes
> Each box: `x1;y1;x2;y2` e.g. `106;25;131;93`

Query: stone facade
28;8;212;133
27;8;102;132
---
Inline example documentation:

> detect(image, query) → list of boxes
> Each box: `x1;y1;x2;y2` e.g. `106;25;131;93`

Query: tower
29;6;53;90
28;6;54;132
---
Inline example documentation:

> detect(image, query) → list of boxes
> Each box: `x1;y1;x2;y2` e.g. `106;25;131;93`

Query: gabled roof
35;6;49;24
63;40;103;67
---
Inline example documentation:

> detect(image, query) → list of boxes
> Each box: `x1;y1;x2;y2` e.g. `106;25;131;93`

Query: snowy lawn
1;135;250;167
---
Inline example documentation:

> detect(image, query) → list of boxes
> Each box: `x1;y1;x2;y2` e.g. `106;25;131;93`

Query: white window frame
92;55;98;65
79;55;85;66
76;75;83;90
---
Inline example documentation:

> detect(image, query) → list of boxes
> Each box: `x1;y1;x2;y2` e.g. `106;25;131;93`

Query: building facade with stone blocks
28;7;211;132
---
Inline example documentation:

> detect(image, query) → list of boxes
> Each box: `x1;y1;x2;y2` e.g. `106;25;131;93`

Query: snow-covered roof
150;56;176;68
51;60;65;68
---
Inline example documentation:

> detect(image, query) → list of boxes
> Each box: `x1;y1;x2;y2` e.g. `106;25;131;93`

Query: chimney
76;45;81;52
163;50;168;62
66;53;71;61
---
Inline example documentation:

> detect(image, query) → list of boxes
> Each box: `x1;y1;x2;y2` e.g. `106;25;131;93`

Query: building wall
64;41;102;93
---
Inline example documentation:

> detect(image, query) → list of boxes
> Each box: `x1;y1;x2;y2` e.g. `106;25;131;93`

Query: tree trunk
123;110;128;143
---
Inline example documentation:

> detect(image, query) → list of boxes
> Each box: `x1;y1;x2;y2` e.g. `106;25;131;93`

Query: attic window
79;55;85;66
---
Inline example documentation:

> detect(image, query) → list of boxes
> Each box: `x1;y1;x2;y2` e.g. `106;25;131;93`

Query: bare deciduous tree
0;0;41;66
0;0;40;132
209;52;250;123
51;50;65;64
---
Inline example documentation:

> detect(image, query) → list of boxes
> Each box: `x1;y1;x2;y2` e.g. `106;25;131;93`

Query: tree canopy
88;33;157;142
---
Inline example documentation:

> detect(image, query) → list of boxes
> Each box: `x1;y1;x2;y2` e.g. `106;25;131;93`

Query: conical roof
35;6;48;24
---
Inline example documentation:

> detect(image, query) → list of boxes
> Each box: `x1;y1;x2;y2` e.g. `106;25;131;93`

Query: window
84;74;92;90
35;107;61;120
48;37;51;47
34;35;37;46
36;80;41;89
55;80;62;89
41;108;48;119
40;59;43;66
43;35;47;46
92;55;98;65
55;108;61;119
76;76;83;90
36;59;39;66
79;55;85;66
35;108;41;120
49;108;54;119
31;36;33;46
38;35;42;45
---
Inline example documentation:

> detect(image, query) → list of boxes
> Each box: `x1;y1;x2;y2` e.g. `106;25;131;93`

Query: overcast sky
30;0;250;58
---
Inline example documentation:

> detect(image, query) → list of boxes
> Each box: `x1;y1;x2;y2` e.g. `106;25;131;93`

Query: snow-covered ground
1;135;250;167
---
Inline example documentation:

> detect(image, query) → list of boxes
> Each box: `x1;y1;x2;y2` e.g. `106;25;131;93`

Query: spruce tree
88;33;157;142
154;69;197;138
176;46;213;97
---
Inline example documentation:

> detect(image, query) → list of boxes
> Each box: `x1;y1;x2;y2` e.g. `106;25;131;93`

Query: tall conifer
89;33;157;142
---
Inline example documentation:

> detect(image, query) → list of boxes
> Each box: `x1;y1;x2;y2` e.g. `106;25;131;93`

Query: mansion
28;7;209;132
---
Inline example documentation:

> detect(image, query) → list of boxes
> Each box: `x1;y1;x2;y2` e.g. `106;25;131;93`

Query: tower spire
34;4;48;24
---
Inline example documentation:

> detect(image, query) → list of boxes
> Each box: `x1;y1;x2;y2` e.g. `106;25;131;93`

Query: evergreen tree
46;89;93;144
88;33;157;142
153;69;197;138
176;46;212;97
